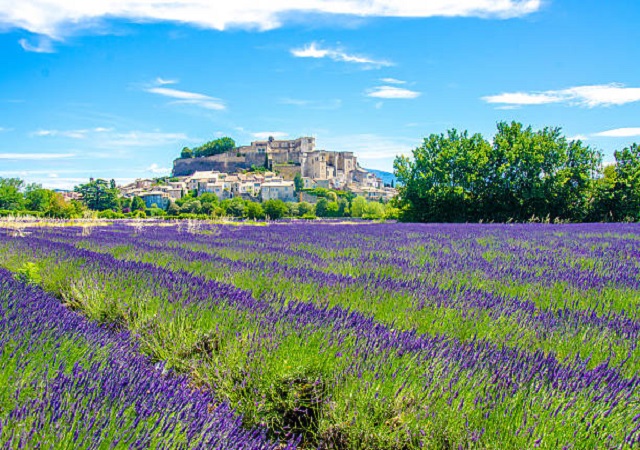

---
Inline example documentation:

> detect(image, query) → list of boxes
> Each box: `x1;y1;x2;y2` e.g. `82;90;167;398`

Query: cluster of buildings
120;137;397;208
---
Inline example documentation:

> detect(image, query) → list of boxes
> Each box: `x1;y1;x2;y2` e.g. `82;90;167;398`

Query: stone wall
273;164;302;181
172;152;267;177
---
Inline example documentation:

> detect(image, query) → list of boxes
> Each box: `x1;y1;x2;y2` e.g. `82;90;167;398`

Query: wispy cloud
146;86;226;110
483;83;640;107
31;127;189;148
0;1;542;38
155;77;178;85
0;152;75;160
291;42;392;68
280;98;342;110
32;127;113;139
98;131;190;148
18;37;55;53
380;78;406;85
252;132;289;140
146;163;171;174
593;127;640;138
366;85;421;99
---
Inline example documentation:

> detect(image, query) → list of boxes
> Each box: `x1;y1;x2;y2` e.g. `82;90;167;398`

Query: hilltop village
120;136;397;209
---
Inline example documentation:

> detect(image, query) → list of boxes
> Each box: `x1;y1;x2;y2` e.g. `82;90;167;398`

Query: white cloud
146;86;225;110
380;78;406;84
18;37;54;53
155;77;178;85
366;85;421;99
33;127;114;139
291;42;392;67
0;152;75;160
593;128;640;138
483;83;640;107
252;132;289;140
146;163;171;174
0;1;542;38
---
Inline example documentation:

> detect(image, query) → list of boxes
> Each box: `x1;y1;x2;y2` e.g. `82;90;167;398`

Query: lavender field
1;221;639;449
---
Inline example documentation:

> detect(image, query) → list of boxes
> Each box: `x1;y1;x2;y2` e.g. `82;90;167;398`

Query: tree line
0;178;85;218
179;137;236;159
393;121;639;222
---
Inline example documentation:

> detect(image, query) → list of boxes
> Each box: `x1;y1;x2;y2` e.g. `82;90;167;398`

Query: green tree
350;196;368;218
24;184;53;212
394;129;491;222
193;137;236;158
363;201;385;219
246;201;265;220
286;202;299;217
488;122;599;221
131;196;146;212
120;197;132;212
166;202;181;216
394;122;601;223
224;197;247;218
74;178;120;211
180;147;193;159
45;194;85;219
263;199;288;219
315;198;329;217
293;173;304;193
603;143;640;221
182;200;202;214
0;177;25;210
297;202;314;217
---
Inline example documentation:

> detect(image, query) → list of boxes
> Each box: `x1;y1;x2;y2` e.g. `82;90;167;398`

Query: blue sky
1;0;639;189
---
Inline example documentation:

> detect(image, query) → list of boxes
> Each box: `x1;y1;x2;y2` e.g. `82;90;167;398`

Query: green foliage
247;165;270;173
350;196;368;218
74;178;120;212
293;173;304;193
223;197;247;218
246;201;265;220
192;137;236;158
45;195;85;219
145;207;166;217
129;210;147;219
263;199;288;220
15;262;41;285
131;196;146;212
297;202;315;217
24;184;53;212
394;122;603;222
166;202;181;216
303;187;351;200
0;178;25;210
609;143;640;221
97;210;125;219
180;147;193;158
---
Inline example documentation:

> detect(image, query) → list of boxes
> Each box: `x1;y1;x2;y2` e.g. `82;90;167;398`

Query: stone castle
172;136;359;187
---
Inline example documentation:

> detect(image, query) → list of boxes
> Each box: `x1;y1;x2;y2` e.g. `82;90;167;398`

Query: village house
261;181;296;202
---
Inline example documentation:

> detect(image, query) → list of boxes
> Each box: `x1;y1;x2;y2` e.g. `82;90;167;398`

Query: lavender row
0;269;295;449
